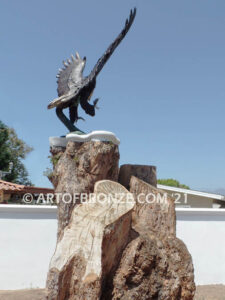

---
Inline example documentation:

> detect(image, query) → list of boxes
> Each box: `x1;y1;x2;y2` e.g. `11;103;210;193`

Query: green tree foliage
0;121;11;170
157;178;190;189
0;120;33;185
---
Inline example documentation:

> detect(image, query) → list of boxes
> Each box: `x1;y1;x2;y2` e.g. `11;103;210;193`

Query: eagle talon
94;98;100;110
77;117;85;121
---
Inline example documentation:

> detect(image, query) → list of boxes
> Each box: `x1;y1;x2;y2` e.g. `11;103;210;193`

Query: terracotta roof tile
0;180;54;194
0;180;24;192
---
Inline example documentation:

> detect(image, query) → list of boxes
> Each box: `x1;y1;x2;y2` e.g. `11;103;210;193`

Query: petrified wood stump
118;164;157;189
113;176;195;299
46;180;134;300
49;141;119;240
46;141;120;299
46;141;195;300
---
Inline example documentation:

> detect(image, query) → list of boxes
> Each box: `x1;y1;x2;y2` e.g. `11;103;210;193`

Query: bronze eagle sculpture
48;8;136;133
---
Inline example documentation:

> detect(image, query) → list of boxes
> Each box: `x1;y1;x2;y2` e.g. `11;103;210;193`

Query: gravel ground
0;285;225;300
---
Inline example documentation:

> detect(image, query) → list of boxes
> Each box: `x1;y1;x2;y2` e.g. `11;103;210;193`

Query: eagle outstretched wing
64;7;137;103
88;8;136;82
56;52;86;97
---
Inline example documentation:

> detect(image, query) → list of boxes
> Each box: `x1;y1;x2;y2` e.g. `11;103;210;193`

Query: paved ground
0;289;46;300
194;284;225;300
0;285;225;299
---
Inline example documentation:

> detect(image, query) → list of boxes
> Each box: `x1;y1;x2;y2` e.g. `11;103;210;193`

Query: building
0;180;54;203
157;184;225;208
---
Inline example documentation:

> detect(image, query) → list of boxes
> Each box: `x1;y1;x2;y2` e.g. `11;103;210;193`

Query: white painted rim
49;131;120;147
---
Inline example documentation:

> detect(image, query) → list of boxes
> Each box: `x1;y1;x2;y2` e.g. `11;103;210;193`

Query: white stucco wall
176;208;225;285
0;205;225;289
0;205;57;290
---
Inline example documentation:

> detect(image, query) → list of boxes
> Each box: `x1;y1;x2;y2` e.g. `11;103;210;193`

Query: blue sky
0;0;224;191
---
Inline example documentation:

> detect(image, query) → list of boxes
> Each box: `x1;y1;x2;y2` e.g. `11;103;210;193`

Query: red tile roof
0;180;54;194
0;180;24;192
